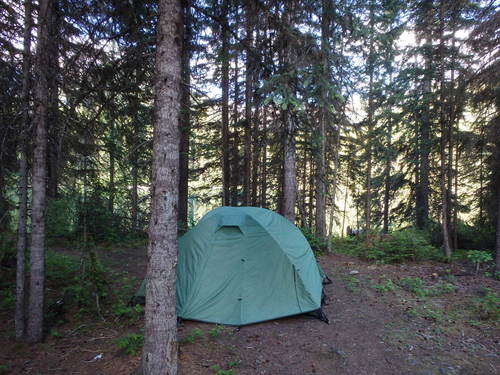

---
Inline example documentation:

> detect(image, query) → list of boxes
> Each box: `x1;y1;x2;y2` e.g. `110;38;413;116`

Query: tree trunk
416;35;432;229
315;0;331;240
16;0;33;341
439;1;452;260
496;190;500;273
280;2;297;222
178;0;192;227
383;78;393;234
46;2;60;200
108;122;116;215
260;107;267;208
282;109;297;222
141;0;182;373
27;0;53;343
221;0;230;206
365;0;375;232
230;50;241;206
243;0;254;206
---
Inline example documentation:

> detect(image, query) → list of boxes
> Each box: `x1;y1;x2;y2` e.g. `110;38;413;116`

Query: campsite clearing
0;245;498;375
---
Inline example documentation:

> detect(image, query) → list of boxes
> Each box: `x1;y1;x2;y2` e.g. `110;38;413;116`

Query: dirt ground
1;245;499;375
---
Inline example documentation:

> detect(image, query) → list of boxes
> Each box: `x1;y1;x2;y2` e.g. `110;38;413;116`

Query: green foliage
332;228;439;263
363;228;439;263
47;198;77;237
208;324;224;338
455;222;495;251
0;288;15;311
112;302;144;322
300;227;327;255
184;327;204;343
211;360;239;375
475;288;500;320
399;277;428;297
344;275;361;293
116;333;144;356
46;250;109;312
399;277;457;297
0;364;11;374
0;235;15;266
466;250;493;274
49;328;62;338
372;278;396;293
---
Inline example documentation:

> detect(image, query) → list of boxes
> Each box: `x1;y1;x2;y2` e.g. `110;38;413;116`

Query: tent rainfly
134;206;329;326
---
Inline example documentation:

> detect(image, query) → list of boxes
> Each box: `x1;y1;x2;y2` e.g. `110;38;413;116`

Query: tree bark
16;0;33;341
260;106;268;208
230;50;241;206
141;0;182;373
178;0;192;228
27;0;53;343
439;1;452;259
416;34;432;229
496;189;500;273
280;1;297;222
383;75;393;234
46;2;60;200
315;0;331;240
243;0;254;206
221;0;230;206
365;0;375;232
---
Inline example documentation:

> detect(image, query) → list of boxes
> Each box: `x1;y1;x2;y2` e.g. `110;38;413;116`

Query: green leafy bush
184;327;204;343
372;279;396;293
116;333;144;356
399;277;428;297
475;288;500;320
47;197;77;238
0;289;15;311
300;226;327;255
113;302;144;322
399;277;457;297
363;228;439;263
208;324;224;338
466;250;493;274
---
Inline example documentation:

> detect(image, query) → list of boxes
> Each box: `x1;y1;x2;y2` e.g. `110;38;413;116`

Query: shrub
300;226;327;255
184;327;204;343
475;288;500;320
116;333;144;356
372;279;396;293
363;228;439;263
466;250;493;274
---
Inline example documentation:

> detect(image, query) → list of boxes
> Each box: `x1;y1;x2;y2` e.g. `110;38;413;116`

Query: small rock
349;270;359;275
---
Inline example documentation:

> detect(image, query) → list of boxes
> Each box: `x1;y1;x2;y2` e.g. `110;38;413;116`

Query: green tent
134;206;328;326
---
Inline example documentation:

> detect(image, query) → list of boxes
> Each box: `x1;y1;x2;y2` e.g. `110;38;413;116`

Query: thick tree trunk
178;0;192;227
221;0;230;206
282;110;297;222
141;0;182;373
27;0;53;343
16;0;33;341
280;2;297;222
46;3;60;200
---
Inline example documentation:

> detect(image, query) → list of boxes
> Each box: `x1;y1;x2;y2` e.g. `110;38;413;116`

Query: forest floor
1;242;499;375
